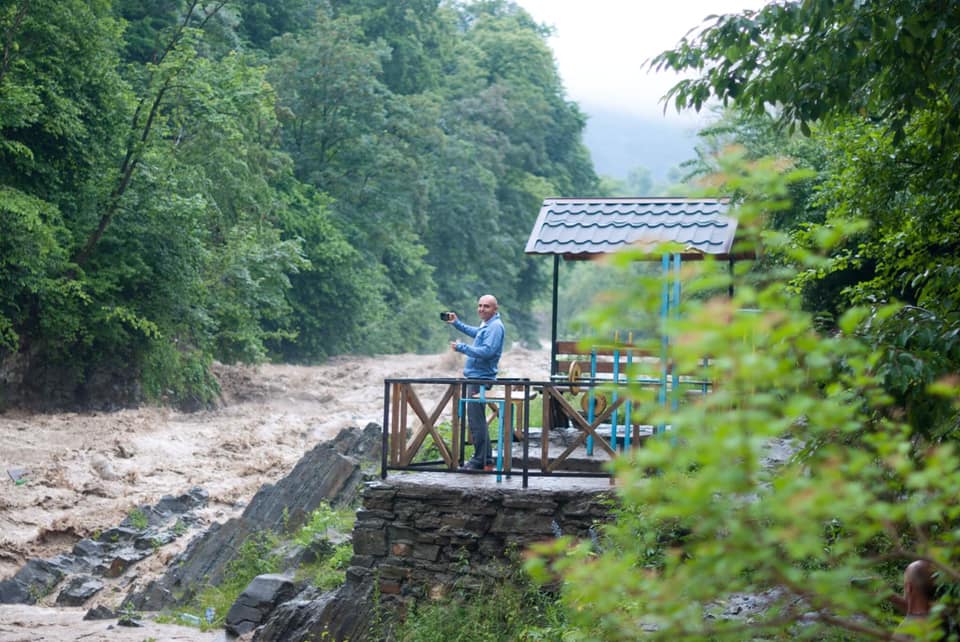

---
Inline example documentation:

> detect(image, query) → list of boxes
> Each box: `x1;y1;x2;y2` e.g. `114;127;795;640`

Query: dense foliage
529;149;960;642
657;0;960;441
522;1;960;639
0;0;595;408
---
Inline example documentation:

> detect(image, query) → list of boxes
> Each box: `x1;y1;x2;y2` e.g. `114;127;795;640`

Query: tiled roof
524;197;738;259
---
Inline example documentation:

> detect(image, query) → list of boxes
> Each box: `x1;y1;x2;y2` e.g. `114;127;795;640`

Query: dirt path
0;344;550;640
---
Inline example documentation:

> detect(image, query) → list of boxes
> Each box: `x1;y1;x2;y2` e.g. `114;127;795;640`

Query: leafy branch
71;0;228;268
0;0;29;87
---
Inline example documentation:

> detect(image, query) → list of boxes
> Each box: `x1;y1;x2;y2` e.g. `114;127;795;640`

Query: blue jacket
453;313;504;380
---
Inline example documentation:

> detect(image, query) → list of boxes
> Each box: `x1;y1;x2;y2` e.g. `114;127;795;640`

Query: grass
173;503;356;630
293;502;354;546
298;542;353;591
395;578;568;642
293;503;356;591
172;518;188;536
126;508;149;530
412;420;454;465
187;531;281;630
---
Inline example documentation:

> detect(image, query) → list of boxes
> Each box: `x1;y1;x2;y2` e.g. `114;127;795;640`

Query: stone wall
260;476;615;641
355;478;613;602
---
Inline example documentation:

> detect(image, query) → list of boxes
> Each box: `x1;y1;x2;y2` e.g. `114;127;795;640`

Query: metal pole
658;253;669;435
496;399;504;483
671;254;681;413
522;379;531;489
611;349;620;450
550;255;560;376
586;348;596;456
671;254;682;447
624;342;633;449
381;381;390;479
728;257;735;298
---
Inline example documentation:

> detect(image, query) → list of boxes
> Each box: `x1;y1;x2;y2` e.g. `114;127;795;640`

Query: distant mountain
579;103;702;183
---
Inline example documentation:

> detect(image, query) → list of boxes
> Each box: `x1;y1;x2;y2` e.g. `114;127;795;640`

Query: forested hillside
0;0;596;409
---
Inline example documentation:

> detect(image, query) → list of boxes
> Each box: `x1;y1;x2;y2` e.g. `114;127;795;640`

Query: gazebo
524;196;746;376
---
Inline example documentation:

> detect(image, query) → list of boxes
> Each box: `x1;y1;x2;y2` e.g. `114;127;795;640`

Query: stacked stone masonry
348;479;615;609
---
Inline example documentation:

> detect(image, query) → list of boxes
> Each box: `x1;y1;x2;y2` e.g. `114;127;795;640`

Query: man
446;294;505;471
894;559;953;640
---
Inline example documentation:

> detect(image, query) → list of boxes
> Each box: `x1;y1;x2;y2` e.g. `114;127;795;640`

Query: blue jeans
466;384;492;465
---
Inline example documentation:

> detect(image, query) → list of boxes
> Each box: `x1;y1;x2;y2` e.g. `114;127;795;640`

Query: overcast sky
514;0;768;123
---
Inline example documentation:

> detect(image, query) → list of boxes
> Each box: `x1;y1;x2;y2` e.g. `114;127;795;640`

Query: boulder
225;574;298;636
156;487;208;514
254;582;373;642
56;575;104;606
83;604;115;620
0;559;64;604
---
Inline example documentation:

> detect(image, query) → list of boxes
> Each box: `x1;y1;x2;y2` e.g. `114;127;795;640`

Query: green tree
269;0;595;350
684;108;827;229
791;116;960;438
0;0;315;407
0;0;130;390
530;150;960;641
653;0;960;144
269;7;442;355
235;0;318;50
113;0;181;62
524;2;960;626
426;0;596;341
0;189;68;353
625;166;653;195
69;29;310;404
330;0;453;95
654;1;960;439
2;0;600;405
269;182;381;361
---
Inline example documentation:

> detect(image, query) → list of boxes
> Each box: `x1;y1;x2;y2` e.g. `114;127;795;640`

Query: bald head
477;294;498;322
905;560;937;603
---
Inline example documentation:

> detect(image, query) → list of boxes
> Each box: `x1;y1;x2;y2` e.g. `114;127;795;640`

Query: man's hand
450;341;460;352
446;312;458;323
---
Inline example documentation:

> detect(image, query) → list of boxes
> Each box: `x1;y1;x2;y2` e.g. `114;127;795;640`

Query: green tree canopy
531;150;960;642
526;2;960;638
653;0;960;144
654;1;960;439
1;0;597;405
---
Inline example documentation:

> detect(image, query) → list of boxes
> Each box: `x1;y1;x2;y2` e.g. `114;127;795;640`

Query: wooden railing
380;346;714;487
380;376;671;488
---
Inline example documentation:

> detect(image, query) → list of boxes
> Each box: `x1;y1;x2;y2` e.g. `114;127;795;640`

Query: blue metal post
623;343;633;449
671;254;682;446
658;253;670;435
611;348;620;450
671;253;682;412
702;356;710;395
495;398;505;483
479;386;505;483
586;349;597;455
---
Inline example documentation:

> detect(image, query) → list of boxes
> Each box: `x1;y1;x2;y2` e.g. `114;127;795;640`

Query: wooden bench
554;340;712;387
554;340;661;382
551;340;713;445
